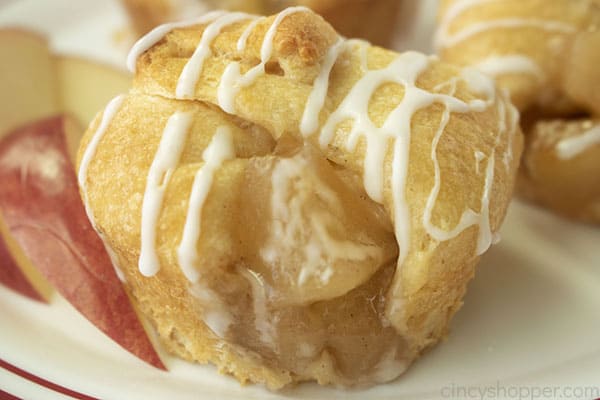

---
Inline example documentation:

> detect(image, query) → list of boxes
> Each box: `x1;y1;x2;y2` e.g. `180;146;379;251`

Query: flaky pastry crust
436;0;600;223
436;0;600;114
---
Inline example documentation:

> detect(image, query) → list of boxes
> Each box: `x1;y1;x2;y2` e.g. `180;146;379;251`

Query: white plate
1;1;599;399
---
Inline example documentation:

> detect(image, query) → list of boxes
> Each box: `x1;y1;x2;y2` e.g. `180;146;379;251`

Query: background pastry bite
120;0;405;47
79;8;522;389
518;119;600;222
436;0;600;223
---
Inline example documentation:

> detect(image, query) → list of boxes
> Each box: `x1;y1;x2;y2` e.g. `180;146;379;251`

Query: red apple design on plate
0;116;165;369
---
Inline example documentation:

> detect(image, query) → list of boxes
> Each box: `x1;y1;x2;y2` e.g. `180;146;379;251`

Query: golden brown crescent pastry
436;0;600;114
436;0;600;223
120;0;404;47
78;8;522;389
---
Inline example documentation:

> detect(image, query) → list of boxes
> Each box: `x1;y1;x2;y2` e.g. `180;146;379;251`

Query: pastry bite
78;8;522;389
120;0;403;46
435;0;600;223
121;0;207;37
518;119;600;222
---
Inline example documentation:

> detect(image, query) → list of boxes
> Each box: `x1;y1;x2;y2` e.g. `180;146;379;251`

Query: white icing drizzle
436;0;497;44
421;108;455;241
217;6;309;114
78;95;125;223
77;95;127;282
502;93;519;171
420;144;497;255
555;125;600;160
474;150;485;174
419;74;499;254
433;77;459;95
104;245;127;283
475;153;494;254
369;347;407;384
435;0;576;50
176;12;253;98
177;127;235;282
460;66;497;100
492;232;502;245
126;10;225;73
139;112;193;277
473;55;544;80
316;52;492;264
300;38;346;137
356;39;369;72
257;6;309;68
236;16;265;51
240;268;276;348
190;281;233;338
441;18;575;49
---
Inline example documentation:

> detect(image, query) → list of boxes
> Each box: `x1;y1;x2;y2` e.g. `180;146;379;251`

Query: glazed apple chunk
238;144;398;305
182;141;400;381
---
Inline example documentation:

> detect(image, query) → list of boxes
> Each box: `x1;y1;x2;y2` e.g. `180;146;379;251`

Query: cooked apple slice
0;115;165;369
0;212;53;302
55;56;131;127
0;29;59;137
0;221;44;302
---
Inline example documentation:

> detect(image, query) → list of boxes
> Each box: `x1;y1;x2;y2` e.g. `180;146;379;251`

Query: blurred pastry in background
435;0;600;115
518;118;600;222
435;0;600;223
121;0;404;46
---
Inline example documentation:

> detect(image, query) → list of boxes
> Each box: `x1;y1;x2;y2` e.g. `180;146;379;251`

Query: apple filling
185;143;406;384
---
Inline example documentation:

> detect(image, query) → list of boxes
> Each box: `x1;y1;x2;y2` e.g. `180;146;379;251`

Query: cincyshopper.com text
441;381;600;400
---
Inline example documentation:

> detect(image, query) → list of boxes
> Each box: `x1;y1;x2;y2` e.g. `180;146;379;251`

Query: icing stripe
502;92;519;171
139;112;193;277
77;94;127;281
78;95;125;223
260;6;309;61
236;16;266;51
300;39;347;137
475;152;494;255
473;55;544;80
435;0;576;50
316;51;491;264
177;127;235;282
176;12;254;98
439;18;575;49
126;11;225;73
217;6;309;114
556;125;600;160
